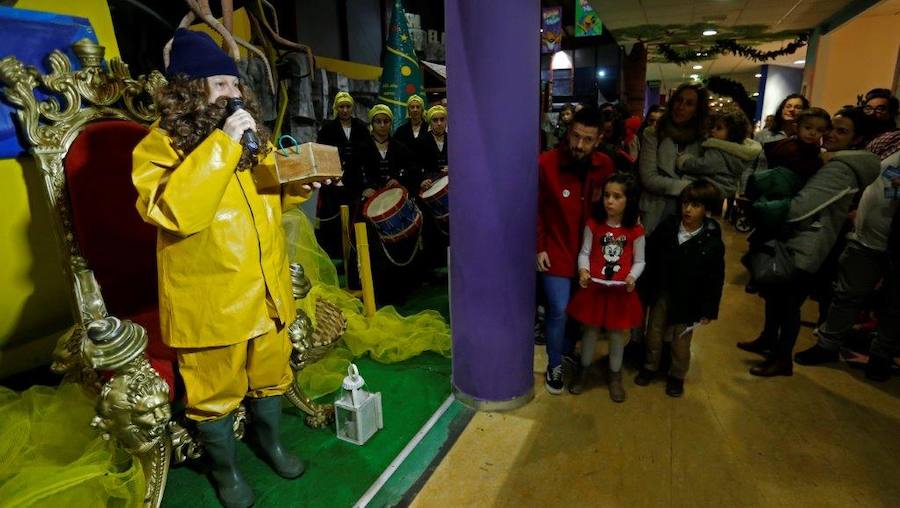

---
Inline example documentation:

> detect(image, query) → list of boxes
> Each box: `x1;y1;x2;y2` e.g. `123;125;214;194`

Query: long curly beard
156;76;271;171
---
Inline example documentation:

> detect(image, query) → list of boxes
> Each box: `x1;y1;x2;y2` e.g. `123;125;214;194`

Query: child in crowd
636;180;725;397
566;172;645;402
675;109;763;198
741;108;832;283
763;107;831;181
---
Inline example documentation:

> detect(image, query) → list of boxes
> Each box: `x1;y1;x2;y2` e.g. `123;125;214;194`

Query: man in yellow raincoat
132;28;307;508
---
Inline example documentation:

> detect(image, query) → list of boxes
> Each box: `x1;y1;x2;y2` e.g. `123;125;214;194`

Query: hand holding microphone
224;97;260;155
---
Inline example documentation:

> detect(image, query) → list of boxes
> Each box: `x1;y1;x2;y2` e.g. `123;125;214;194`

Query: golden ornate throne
0;39;345;508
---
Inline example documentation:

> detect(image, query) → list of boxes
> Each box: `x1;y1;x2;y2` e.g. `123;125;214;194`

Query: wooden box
273;142;343;184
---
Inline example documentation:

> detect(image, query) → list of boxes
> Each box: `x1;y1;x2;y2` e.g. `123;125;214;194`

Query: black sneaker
865;355;893;382
794;344;839;366
634;368;656;386
545;365;564;395
665;376;684;398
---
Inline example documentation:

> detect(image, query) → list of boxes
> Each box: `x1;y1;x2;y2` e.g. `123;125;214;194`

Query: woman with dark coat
754;93;809;145
350;105;425;303
417;105;449;188
352;105;423;204
315;91;370;256
394;94;428;150
741;107;881;376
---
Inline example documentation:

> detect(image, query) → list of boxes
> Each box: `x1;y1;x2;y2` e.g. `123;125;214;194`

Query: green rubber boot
196;414;254;508
248;396;306;479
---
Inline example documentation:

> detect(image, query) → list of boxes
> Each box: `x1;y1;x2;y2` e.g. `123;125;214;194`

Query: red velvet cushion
64;120;177;396
129;306;179;398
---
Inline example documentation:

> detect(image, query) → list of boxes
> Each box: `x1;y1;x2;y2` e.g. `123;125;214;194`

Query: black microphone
225;97;260;156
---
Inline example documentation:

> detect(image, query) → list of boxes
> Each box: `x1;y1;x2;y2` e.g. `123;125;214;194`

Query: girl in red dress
567;172;645;402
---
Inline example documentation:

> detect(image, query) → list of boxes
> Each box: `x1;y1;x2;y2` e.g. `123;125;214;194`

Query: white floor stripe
354;394;457;508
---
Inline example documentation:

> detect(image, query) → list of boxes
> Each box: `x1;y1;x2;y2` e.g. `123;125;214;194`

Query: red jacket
537;148;614;277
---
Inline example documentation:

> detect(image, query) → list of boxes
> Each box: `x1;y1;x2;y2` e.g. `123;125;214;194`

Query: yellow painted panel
1;0;119;377
316;56;383;81
191;8;253;59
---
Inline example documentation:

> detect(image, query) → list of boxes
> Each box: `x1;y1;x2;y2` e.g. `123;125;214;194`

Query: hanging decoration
541;6;563;54
705;76;756;120
575;0;602;37
656;33;809;64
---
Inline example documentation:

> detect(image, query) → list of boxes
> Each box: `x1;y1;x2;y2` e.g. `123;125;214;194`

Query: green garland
657;33;809;64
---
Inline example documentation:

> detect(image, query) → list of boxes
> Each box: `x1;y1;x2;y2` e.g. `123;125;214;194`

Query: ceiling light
696;52;702;56
702;29;718;36
794;59;806;65
752;92;759;97
755;73;762;78
693;65;703;70
597;69;607;78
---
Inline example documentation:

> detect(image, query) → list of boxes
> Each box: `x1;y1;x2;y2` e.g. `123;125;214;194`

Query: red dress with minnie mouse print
567;219;644;329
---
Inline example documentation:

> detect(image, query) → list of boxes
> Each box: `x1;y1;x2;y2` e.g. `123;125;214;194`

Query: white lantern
334;364;383;445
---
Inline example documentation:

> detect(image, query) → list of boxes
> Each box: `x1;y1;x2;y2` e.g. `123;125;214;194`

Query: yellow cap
426;105;447;122
332;91;354;116
406;94;425;107
368;104;394;122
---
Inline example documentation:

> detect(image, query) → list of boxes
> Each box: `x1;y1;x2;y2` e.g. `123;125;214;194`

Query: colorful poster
541;7;562;54
575;0;602;37
378;0;425;129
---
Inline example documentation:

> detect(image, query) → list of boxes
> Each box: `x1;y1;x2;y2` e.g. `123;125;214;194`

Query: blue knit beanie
166;28;239;79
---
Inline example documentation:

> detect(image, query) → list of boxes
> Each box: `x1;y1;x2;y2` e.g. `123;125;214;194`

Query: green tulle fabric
284;209;451;400
0;383;145;507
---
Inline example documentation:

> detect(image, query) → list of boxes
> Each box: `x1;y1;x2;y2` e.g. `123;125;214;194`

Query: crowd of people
537;85;900;402
314;93;450;303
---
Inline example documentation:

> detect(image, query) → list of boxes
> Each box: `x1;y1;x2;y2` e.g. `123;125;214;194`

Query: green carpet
162;280;453;508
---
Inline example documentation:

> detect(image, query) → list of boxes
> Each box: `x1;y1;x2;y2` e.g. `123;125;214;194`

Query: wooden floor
411;226;900;508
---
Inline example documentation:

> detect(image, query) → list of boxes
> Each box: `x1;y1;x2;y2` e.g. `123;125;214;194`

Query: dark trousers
871;254;900;360
818;240;888;351
761;272;813;361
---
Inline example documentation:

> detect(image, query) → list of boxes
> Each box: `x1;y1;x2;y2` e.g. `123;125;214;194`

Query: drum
362;186;423;243
419;175;449;222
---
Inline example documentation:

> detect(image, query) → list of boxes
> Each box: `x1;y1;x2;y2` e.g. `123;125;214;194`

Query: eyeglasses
864;105;889;113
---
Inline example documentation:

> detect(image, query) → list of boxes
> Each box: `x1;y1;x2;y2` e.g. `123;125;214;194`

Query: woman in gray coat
745;107;881;377
639;83;710;235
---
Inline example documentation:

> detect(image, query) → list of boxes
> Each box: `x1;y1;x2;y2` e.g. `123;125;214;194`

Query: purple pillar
447;0;538;408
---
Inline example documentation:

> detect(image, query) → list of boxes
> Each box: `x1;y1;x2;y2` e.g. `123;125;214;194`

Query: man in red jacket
537;106;614;393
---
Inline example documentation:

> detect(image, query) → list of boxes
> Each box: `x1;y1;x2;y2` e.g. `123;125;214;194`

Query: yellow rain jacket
133;126;307;348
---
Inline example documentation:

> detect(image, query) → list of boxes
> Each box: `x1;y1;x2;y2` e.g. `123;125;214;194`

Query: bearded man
132;28;310;508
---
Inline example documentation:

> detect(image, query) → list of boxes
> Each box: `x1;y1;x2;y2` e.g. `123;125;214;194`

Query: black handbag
742;239;796;285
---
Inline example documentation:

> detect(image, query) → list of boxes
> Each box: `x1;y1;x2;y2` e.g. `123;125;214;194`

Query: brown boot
737;336;772;356
749;358;793;377
608;370;626;403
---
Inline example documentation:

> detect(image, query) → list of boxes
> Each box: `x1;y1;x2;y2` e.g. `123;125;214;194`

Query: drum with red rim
362;186;423;243
419;175;449;223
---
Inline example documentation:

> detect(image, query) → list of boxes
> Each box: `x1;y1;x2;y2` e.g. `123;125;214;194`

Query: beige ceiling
589;0;858;90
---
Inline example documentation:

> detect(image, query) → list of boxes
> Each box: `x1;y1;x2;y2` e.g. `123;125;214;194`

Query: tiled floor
411;226;900;508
